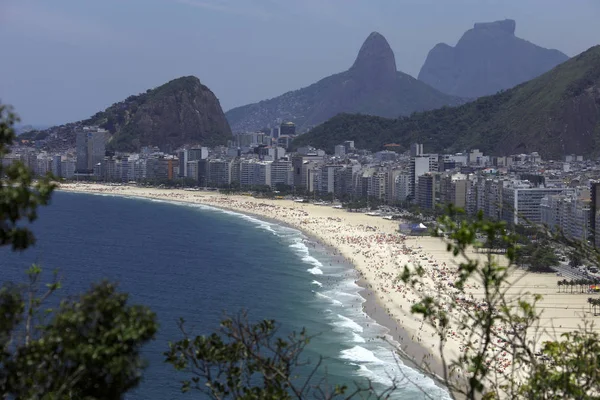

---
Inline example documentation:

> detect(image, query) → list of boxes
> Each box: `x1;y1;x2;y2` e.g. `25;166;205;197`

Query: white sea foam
289;242;307;252
335;314;364;333
311;280;323;287
328;290;362;300
307;267;324;275
352;332;366;343
302;255;323;268
356;364;394;386
315;292;343;306
256;223;277;235
340;345;382;364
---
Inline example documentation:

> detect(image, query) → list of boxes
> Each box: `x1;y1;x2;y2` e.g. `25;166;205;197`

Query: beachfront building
240;159;272;187
60;159;76;179
207;159;233;187
540;189;590;242
416;173;439;210
320;164;344;194
146;156;177;181
75;126;107;174
502;182;566;226
270;160;293;187
395;173;411;203
440;173;468;209
335;165;358;197
410;152;438;199
292;153;323;192
367;171;387;200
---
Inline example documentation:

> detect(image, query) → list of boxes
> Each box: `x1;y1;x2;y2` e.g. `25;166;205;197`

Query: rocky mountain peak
418;19;568;98
473;19;516;35
350;32;397;83
225;32;461;133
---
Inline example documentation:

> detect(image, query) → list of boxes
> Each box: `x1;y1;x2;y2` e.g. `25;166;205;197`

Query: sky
1;0;599;126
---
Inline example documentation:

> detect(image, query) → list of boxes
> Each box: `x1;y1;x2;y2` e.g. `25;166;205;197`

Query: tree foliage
1;274;157;399
1;103;158;399
293;45;600;157
165;312;397;400
0;104;56;250
400;205;600;399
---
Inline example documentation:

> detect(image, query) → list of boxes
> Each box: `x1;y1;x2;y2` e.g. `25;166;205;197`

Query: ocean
0;191;448;399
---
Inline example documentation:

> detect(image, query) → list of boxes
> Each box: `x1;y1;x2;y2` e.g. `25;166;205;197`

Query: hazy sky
1;0;599;125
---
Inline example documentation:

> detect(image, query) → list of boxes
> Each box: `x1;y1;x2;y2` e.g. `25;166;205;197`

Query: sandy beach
58;183;600;393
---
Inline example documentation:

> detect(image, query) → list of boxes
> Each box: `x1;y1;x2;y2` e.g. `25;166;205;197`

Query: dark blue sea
0;191;448;399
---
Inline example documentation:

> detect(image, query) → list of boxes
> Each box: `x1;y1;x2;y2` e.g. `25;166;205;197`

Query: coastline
56;184;451;385
57;183;600;397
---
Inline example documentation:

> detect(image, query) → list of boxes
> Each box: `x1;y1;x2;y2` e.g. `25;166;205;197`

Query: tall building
410;155;436;199
75;127;107;173
440;174;468;209
178;150;189;177
395;174;411;202
75;131;88;172
271;160;292;187
591;182;600;246
502;184;566;226
334;145;346;157
410;143;424;157
240;160;272;187
52;155;62;178
189;147;209;161
280;122;296;136
320;165;343;193
541;190;590;242
416;173;439;210
207;159;233;187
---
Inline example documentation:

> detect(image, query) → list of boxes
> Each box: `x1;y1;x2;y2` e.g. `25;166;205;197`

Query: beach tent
398;222;429;236
399;223;412;234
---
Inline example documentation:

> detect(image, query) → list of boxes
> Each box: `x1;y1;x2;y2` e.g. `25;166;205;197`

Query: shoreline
59;183;600;396
56;184;451;389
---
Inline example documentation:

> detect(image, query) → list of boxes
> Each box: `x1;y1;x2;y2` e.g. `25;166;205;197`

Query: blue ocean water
0;192;448;399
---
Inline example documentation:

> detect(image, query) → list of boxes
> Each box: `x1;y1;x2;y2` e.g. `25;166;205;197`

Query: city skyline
1;0;599;125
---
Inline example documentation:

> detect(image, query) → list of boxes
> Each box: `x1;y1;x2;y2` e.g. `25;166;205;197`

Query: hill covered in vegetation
294;45;600;159
22;77;232;152
225;32;463;133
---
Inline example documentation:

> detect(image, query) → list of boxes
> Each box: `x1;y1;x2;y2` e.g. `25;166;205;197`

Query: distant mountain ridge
418;19;569;98
293;45;600;159
22;76;232;152
225;32;463;133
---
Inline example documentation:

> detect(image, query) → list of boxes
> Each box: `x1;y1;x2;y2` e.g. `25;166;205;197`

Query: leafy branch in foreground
0;103;56;251
400;205;600;400
1;102;158;398
165;311;399;400
0;272;158;399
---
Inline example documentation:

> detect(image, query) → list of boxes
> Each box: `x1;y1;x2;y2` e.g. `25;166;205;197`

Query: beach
58;183;600;393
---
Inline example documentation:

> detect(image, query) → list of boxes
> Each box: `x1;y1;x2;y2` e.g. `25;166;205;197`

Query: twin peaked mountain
225;32;463;133
419;19;569;98
28;20;578;154
226;22;569;133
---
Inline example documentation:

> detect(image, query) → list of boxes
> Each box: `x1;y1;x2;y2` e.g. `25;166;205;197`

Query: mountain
418;19;569;98
22;76;232;152
293;45;600;159
225;32;463;133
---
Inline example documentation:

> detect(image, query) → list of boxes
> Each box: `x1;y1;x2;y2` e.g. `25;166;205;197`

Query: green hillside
21;77;232;152
293;45;600;158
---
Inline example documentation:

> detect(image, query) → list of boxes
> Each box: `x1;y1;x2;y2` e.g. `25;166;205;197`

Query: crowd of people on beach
60;184;525;380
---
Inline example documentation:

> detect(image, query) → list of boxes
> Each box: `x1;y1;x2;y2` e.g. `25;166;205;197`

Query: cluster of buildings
6;124;600;245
